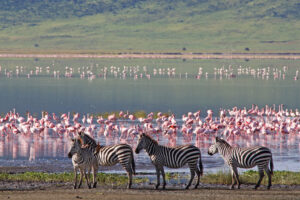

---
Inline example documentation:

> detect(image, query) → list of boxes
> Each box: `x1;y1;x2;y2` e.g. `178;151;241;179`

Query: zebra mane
79;132;97;147
142;133;158;145
216;137;232;147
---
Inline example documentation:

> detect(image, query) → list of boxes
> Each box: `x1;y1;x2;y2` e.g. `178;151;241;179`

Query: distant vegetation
0;0;299;53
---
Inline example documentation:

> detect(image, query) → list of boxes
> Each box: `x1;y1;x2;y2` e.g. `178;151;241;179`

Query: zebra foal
135;133;203;189
79;132;136;189
68;138;98;189
208;137;274;190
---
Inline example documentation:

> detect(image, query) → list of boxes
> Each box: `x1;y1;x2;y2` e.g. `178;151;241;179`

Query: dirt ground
1;182;300;200
0;53;300;60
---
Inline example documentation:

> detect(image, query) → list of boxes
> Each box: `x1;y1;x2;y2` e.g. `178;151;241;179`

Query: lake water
0;57;299;173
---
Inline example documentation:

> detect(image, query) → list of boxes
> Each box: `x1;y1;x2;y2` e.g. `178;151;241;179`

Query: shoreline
1;169;300;199
0;52;300;59
1;182;300;200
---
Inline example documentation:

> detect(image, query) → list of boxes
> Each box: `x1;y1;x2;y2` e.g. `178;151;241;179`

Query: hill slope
0;0;299;53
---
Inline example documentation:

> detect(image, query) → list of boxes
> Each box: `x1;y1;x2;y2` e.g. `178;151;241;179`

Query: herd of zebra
68;132;274;190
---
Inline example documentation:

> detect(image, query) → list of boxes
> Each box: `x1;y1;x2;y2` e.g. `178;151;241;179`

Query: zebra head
68;138;82;158
135;133;147;154
208;137;222;155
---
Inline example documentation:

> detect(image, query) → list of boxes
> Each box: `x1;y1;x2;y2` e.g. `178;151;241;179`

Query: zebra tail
270;156;274;175
199;152;203;176
131;150;136;175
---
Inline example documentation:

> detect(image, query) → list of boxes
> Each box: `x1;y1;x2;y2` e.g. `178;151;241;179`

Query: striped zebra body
79;132;136;189
68;138;98;189
135;133;203;189
208;137;273;189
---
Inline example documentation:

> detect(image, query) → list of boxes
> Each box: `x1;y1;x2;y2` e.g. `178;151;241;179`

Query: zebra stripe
68;138;98;189
208;137;273;189
78;132;136;189
135;133;203;189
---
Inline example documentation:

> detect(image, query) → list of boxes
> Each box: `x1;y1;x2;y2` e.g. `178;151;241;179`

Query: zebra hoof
73;185;77;189
185;186;190;190
155;185;160;190
230;185;235;190
267;186;271;190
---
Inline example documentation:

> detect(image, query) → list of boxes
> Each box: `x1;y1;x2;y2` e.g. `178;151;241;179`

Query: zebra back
137;133;202;169
212;137;273;169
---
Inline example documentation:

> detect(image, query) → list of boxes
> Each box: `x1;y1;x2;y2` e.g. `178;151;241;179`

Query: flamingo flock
0;105;299;163
0;64;299;81
0;105;299;143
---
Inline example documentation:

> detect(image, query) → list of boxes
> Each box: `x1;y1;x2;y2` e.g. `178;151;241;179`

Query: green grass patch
202;170;300;186
1;171;300;186
0;1;299;53
0;172;148;186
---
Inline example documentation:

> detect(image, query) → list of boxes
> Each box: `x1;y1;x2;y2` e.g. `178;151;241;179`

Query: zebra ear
79;131;84;136
215;137;220;142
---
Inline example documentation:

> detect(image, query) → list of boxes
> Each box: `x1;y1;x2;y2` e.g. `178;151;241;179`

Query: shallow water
0;128;299;173
0;58;299;116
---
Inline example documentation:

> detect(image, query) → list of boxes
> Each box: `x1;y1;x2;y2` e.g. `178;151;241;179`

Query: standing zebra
208;137;273;189
78;132;136;189
68;138;98;189
135;133;203;189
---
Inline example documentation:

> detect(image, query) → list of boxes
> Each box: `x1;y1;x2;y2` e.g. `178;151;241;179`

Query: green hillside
0;0;299;53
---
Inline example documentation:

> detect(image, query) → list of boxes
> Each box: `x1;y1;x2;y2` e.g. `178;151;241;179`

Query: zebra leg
73;168;78;189
194;167;201;189
254;169;265;190
234;168;241;189
186;169;195;190
121;163;133;189
126;170;133;189
161;167;166;189
265;167;272;189
78;168;83;188
92;166;98;188
85;169;91;189
155;166;161;189
230;167;239;189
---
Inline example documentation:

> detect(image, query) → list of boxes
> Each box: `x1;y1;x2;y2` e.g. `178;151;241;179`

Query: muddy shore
1;181;300;200
0;52;300;59
1;165;300;200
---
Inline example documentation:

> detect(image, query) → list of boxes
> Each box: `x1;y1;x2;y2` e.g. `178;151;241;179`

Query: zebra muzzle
68;152;73;158
135;149;140;154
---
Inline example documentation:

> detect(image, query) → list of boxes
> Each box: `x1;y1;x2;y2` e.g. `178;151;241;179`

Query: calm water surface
0;128;299;173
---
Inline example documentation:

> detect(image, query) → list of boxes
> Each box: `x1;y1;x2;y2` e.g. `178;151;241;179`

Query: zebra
135;133;203;189
78;132;136;189
208;137;274;190
68;138;98;189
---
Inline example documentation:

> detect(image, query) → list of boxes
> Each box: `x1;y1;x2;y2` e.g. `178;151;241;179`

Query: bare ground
1;166;300;200
0;53;300;59
1;181;300;200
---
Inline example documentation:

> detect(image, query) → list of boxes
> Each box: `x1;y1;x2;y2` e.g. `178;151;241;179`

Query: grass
1;171;300;186
0;1;299;53
0;172;148;186
202;170;300;186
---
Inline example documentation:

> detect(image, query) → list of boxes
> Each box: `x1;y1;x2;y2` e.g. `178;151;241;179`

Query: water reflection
0;125;299;172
